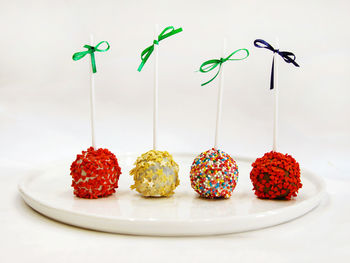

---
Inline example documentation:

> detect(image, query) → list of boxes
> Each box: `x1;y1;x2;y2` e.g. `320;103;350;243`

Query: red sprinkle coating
250;151;302;200
70;147;122;199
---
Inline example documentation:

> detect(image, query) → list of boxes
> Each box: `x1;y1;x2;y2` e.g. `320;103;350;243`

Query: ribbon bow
72;41;110;73
254;39;299;90
137;26;183;72
199;49;249;86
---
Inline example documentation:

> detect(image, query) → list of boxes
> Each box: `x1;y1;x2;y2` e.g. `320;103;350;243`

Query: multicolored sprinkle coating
70;147;122;199
190;148;239;199
250;151;302;200
130;150;179;197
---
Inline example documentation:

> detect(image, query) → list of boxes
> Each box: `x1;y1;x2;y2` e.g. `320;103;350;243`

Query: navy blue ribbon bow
254;39;299;90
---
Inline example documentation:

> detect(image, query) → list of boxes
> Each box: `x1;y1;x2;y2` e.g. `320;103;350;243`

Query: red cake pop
70;147;122;199
71;38;121;198
250;151;302;200
251;38;302;200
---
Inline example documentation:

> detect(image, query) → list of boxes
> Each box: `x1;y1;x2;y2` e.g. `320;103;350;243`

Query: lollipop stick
153;24;159;150
214;38;227;149
90;34;96;150
272;37;279;152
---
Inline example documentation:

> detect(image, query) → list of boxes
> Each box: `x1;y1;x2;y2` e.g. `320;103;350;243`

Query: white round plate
18;153;326;236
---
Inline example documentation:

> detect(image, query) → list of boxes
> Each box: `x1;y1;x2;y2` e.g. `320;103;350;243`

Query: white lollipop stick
214;37;227;150
89;34;96;150
272;37;279;152
153;24;159;151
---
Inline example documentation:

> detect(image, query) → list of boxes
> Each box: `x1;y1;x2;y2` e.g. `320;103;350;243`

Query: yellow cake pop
130;150;179;197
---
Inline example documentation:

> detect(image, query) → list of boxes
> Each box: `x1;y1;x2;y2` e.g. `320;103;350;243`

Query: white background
0;0;349;262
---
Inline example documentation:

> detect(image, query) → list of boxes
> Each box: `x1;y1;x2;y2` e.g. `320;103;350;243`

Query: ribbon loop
158;26;183;41
72;41;110;73
137;26;183;72
199;48;249;86
94;41;110;52
254;39;299;89
72;50;89;61
279;51;299;67
254;39;274;52
200;59;221;73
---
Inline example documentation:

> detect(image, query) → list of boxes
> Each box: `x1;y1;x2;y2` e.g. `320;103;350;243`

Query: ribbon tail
137;61;145;72
270;56;274;90
201;65;221;87
137;51;150;71
90;52;97;73
292;60;300;67
137;46;153;72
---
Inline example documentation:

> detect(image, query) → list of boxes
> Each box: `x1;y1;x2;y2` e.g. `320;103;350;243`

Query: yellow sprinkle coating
130;150;180;197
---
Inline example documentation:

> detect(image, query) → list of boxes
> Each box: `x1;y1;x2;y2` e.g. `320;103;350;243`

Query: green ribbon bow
137;26;183;72
199;48;249;86
72;41;110;73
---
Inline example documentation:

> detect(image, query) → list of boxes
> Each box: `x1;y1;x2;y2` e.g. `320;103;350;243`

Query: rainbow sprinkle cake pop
190;148;238;198
190;39;249;198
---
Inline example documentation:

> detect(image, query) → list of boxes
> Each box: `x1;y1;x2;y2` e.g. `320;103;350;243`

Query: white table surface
1;1;350;261
1;161;349;263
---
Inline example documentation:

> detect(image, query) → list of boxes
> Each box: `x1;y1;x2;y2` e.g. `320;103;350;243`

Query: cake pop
251;39;302;199
70;147;122;198
190;148;238;198
191;38;249;198
131;25;183;197
71;37;121;198
130;150;179;197
250;151;302;199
